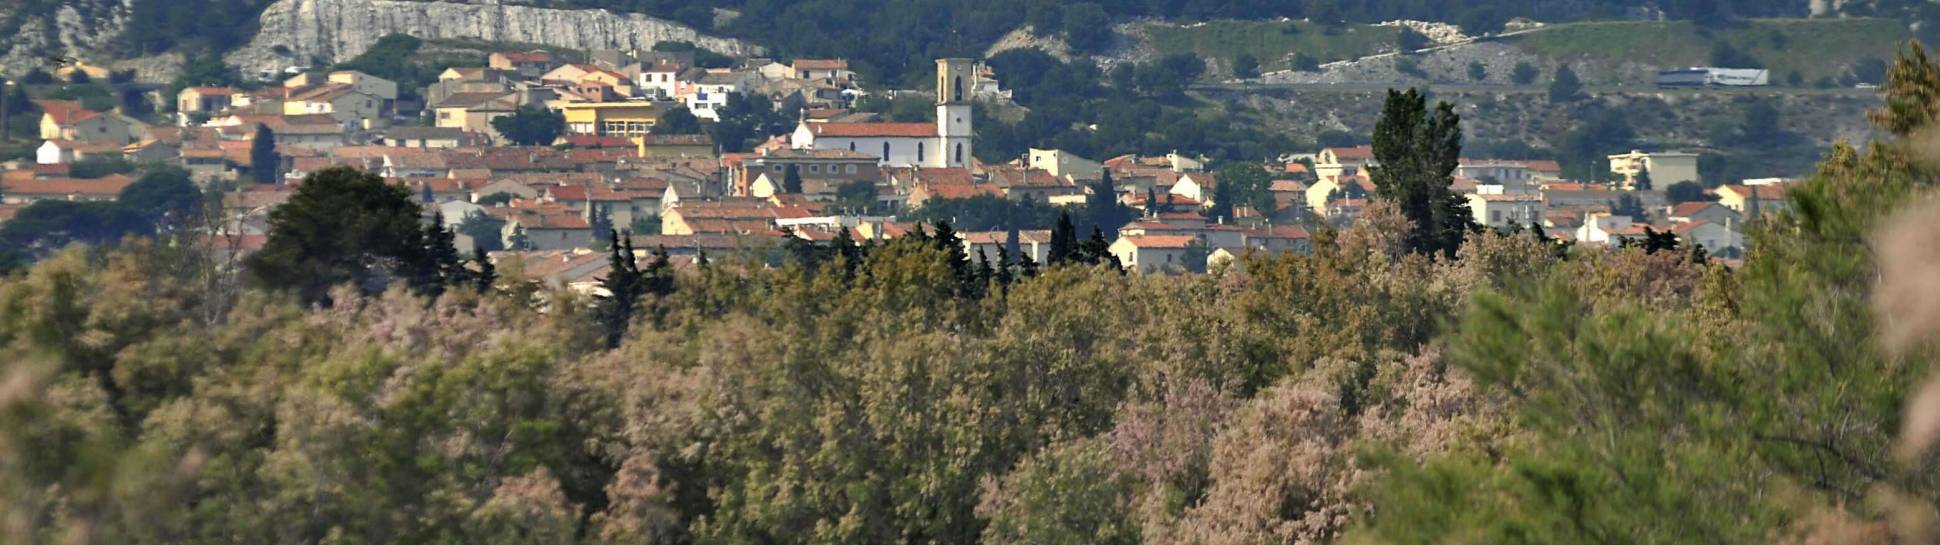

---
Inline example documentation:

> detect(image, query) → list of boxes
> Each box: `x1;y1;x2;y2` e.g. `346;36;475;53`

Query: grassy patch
1511;18;1909;84
1143;21;1401;73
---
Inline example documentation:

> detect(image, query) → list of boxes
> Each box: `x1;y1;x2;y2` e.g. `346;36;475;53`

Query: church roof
807;122;938;138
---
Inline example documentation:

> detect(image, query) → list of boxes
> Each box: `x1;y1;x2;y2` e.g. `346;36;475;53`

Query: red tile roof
808;122;937;138
793;59;850;71
1120;235;1199;249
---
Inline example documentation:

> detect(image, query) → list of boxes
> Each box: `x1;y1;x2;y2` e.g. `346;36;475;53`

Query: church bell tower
935;58;975;169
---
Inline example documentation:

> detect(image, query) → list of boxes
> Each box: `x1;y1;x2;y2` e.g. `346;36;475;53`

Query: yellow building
558;101;662;137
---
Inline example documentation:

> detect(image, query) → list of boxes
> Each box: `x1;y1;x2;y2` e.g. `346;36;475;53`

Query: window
882;142;889;159
808;165;820;173
849;142;856;151
955;143;962;164
917;143;925;163
846;164;857;174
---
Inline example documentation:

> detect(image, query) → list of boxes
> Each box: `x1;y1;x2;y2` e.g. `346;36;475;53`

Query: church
790;59;975;169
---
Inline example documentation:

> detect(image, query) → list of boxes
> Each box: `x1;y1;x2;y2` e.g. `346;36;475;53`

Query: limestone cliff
0;0;133;79
228;0;761;76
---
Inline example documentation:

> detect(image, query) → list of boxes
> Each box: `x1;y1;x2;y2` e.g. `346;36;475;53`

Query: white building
792;59;975;169
1467;193;1545;229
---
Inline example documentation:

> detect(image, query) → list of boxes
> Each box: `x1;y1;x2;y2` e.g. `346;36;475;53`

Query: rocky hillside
0;0;132;79
228;0;761;77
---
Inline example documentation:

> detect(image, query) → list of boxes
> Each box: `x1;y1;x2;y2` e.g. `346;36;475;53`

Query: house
1668;220;1743;257
1573;211;1648;246
327;71;399;111
559;101;663;138
791;59;973;169
1607;150;1700;189
489;51;559;79
432;92;521;140
1170;171;1219;202
1314;146;1376;179
1;174;136;204
1240;224;1314;255
473;179;542;202
1715;184;1789;218
792;59;855;83
682;71;752;121
177;86;242;123
986;166;1078;203
959;230;1053;264
282;84;385;129
728;148;881;197
1667;201;1739;226
576;68;638;100
439;67;499;83
1109;235;1200;274
503;211;595;250
1026;149;1103;179
1304;175;1374;217
1466;193;1545;229
35;140;121;165
636;61;685;99
1456;159;1543;193
37;100;144;144
540;64;601;85
905;181;1003;210
1119;221;1246;249
659;199;811;236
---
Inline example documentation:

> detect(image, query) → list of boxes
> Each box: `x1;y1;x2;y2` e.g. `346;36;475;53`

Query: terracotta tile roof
1325;146;1375;161
1120;235;1199;249
3;174;136;197
545;184;589;201
807;122;937;138
561;135;633;148
495;51;555;64
1669;202;1728;217
35;100;99;125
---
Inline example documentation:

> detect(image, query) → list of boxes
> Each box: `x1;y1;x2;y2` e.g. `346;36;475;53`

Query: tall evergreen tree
250;124;279;184
643;244;674;297
1369;88;1473;258
1047;212;1079;265
783;164;804;194
1633;165;1654;191
418;211;465;297
596;230;644;349
589;203;614;248
1084;171;1131;235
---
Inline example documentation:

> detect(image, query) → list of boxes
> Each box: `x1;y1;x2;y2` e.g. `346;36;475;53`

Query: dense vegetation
6;42;1940;545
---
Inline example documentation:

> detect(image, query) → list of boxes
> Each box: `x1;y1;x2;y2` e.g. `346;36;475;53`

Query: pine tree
417;211;465;297
933;221;973;295
1369;88;1473;258
1080;227;1114;267
643;244;674;297
1549;64;1584;103
833;226;860;280
1048;212;1079;265
1633;164;1654;191
1019;252;1040;277
973;249;994;299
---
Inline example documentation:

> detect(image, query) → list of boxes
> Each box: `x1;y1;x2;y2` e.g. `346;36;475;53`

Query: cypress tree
973;249;994;299
1633;165;1654;191
250;124;280;184
596;229;644;348
1048;211;1079;265
416;211;464;297
995;244;1015;291
783;164;804;194
643;244;674;296
589;202;614;248
1080;227;1114;266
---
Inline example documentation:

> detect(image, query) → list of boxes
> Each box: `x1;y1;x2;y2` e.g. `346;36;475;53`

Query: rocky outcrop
0;0;132;79
228;0;761;76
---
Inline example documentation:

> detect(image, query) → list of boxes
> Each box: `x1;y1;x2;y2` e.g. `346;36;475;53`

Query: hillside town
4;45;1790;289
